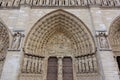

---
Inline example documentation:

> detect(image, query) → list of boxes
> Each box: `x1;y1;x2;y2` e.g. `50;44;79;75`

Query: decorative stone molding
109;18;120;52
0;0;120;8
9;31;24;51
96;31;111;50
24;10;96;56
0;22;9;77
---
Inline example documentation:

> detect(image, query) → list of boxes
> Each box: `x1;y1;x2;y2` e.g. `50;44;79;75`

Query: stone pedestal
1;50;23;80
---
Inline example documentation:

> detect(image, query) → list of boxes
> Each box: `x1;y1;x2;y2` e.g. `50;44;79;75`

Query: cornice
0;0;120;9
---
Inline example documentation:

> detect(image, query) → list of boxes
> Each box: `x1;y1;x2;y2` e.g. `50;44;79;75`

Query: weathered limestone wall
1;50;23;80
0;7;120;35
0;7;94;35
0;6;120;80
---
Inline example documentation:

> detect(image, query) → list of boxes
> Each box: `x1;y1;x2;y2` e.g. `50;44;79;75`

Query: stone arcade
0;0;120;80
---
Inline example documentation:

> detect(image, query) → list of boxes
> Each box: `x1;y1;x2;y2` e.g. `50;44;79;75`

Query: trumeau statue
11;32;24;50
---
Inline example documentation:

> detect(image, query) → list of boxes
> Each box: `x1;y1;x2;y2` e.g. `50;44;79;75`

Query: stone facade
0;0;120;80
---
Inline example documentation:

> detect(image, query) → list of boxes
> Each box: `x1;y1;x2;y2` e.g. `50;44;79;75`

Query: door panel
117;56;120;71
47;57;58;80
63;57;73;80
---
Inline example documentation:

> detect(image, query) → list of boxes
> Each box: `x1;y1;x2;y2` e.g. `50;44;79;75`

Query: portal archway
24;9;96;56
20;10;99;80
0;21;9;77
109;16;120;51
109;16;120;73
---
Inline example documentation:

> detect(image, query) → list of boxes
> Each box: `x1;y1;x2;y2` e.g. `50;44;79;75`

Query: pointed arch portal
0;21;9;77
21;10;99;80
24;10;95;56
109;16;120;73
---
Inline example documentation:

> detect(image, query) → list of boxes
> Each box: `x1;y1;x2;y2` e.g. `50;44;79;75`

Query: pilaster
96;31;120;80
0;50;23;80
1;31;25;80
89;7;120;80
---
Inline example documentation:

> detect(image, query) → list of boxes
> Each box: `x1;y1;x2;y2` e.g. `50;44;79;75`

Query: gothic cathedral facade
0;0;120;80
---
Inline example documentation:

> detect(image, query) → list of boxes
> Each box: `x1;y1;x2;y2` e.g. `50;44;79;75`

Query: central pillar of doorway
58;57;63;80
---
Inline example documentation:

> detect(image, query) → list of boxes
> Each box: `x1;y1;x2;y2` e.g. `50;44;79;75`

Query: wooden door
63;57;73;80
117;56;120;71
47;57;58;80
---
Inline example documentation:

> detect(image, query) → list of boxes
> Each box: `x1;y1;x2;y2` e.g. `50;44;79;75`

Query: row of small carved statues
75;53;98;73
22;54;44;73
0;0;120;7
21;53;97;74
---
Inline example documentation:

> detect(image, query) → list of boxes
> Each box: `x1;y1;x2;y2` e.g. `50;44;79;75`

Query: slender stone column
57;57;63;80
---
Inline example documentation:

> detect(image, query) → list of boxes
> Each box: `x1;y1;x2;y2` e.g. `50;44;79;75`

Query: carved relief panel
46;32;75;56
96;31;110;50
10;31;24;50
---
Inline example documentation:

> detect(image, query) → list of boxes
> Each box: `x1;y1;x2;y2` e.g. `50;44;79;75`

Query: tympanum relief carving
46;32;75;56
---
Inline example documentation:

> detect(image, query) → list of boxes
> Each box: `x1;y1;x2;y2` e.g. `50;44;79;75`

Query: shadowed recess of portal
47;57;58;80
63;57;73;80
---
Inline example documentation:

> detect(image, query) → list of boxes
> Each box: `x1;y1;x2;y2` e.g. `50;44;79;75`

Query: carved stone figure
96;32;110;49
99;32;108;48
12;32;24;50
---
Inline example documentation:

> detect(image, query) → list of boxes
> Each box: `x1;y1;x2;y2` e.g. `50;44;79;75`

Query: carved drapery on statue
0;22;9;77
11;31;24;50
96;31;110;50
